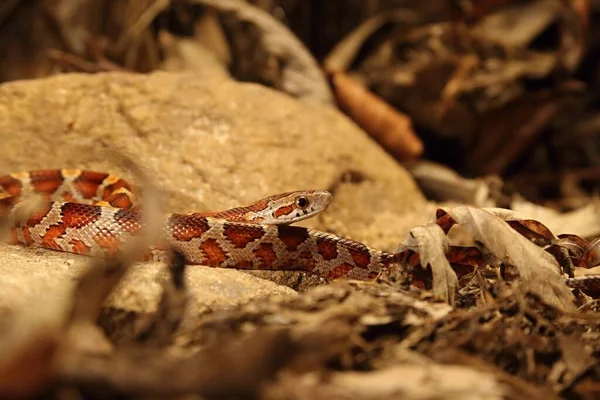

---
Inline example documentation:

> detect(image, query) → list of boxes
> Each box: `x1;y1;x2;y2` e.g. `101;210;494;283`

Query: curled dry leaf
580;237;600;269
190;0;333;105
328;70;423;161
398;223;458;305
441;206;576;311
511;197;600;239
504;219;556;246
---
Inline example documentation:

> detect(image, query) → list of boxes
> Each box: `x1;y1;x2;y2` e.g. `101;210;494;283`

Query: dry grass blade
443;206;576;311
188;0;333;105
399;224;458;305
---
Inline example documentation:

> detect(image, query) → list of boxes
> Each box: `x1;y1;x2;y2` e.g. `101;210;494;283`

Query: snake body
0;169;394;280
2;169;600;297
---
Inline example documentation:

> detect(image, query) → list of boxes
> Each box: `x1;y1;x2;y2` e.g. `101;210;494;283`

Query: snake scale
1;169;600;296
0;169;393;280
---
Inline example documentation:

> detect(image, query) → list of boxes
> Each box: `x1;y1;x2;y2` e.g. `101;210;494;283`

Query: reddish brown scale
200;239;227;265
37;203;102;249
273;204;294;218
326;263;354;279
231;260;254;269
92;233;121;257
113;209;142;234
348;247;371;269
101;178;133;201
289;250;317;272
61;203;102;228
73;171;109;199
223;223;264;248
41;225;68;250
201;209;239;221
25;203;53;229
444;246;484;281
203;192;299;220
169;214;211;242
253;243;278;267
69;239;89;254
316;238;338;261
395;248;419;266
20;227;34;245
105;192;135;209
0;196;17;215
277;225;309;251
61;192;77;202
28;170;65;195
204;206;258;222
0;174;22;197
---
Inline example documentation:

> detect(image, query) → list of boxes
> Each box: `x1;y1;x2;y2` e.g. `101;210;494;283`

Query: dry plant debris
1;1;600;399
2;173;600;398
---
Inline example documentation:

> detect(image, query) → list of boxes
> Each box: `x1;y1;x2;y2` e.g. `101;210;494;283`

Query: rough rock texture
0;243;295;330
0;70;426;327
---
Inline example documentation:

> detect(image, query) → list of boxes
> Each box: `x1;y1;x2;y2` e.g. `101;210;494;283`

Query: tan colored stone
0;71;426;323
0;243;295;318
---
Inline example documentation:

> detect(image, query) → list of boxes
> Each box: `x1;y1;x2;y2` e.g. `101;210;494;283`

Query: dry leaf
580;237;600;269
399;223;458;305
511;197;600;239
406;160;501;207
192;0;333;105
328;70;423;161
442;206;576;311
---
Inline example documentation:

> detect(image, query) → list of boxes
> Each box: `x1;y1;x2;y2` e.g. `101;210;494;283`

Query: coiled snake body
0;169;393;280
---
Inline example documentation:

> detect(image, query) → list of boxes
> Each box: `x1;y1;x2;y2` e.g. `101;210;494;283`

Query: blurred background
0;0;597;208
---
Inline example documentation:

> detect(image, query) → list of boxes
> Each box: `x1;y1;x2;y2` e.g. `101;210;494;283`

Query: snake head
249;190;332;225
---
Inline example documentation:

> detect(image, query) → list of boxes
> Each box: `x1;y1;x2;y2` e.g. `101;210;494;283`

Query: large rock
0;71;426;329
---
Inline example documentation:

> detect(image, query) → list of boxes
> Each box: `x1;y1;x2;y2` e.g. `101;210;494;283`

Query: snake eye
295;196;309;209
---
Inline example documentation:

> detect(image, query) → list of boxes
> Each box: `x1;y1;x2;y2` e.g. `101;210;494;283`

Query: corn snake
1;169;600;297
0;169;395;280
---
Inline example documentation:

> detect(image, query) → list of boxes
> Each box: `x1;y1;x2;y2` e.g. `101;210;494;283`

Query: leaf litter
0;1;600;399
